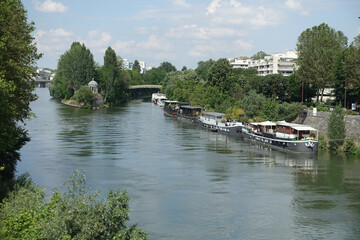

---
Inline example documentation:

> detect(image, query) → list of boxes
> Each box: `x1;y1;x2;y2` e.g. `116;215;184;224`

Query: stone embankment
303;110;360;144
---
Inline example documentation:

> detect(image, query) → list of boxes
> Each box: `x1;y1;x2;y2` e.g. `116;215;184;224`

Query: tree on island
0;0;41;182
296;23;347;103
50;42;95;100
101;47;129;105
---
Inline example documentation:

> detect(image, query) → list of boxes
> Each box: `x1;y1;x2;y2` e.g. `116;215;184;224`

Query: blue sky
24;0;360;70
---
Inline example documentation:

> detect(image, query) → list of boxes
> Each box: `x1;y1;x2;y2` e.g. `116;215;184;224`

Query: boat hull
177;114;200;124
199;121;242;136
242;131;318;153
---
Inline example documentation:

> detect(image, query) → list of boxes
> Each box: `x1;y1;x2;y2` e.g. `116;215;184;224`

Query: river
19;88;360;239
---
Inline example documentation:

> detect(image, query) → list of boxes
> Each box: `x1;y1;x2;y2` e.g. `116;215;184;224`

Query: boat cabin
179;105;202;117
250;121;276;137
201;112;225;125
276;121;318;140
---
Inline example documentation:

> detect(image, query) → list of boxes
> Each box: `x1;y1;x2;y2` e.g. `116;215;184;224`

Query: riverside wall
303;110;360;144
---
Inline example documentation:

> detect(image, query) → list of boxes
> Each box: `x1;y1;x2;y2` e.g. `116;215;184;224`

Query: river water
19;88;360;239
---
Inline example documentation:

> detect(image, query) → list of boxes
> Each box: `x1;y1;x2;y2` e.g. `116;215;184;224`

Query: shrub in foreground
0;171;147;240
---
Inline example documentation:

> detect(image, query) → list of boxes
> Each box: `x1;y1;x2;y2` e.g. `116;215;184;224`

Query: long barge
242;121;318;153
199;112;243;136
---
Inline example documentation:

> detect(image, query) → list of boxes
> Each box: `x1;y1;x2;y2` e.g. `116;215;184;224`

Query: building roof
88;80;98;86
276;121;317;131
180;105;202;110
202;112;225;118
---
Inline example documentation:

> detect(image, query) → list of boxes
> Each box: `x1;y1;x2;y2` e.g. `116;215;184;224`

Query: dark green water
19;88;360;239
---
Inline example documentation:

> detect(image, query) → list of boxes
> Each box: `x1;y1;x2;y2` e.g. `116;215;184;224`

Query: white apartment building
228;57;251;69
229;50;298;77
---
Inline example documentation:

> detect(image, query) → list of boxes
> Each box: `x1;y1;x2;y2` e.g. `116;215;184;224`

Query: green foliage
0;0;40;181
342;139;356;154
72;86;96;106
158;61;176;73
101;47;129;105
0;171;147;240
207;58;232;93
327;105;346;150
50;42;95;100
241;90;266;118
261;98;278;121
132;60;141;73
195;59;215;81
277;102;304;122
318;134;328;149
297;23;347;102
143;68;166;85
251;51;269;60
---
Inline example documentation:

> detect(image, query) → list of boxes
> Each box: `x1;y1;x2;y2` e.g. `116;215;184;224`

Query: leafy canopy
0;0;41;181
50;42;95;100
0;171;147;240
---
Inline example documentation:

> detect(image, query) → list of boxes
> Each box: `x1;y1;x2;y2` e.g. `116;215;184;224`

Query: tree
0;171;147;240
206;58;232;93
0;0;41;181
327;105;346;150
251;51;269;60
50;42;95;99
132;60;141;73
101;47;129;105
343;37;360;107
143;68;166;85
241;90;266;118
195;59;215;81
296;23;347;102
158;61;177;73
181;66;187;71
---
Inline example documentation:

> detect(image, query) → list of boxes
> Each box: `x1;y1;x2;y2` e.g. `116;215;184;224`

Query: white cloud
114;40;136;54
49;28;72;37
34;0;67;13
136;27;148;35
173;0;190;8
285;0;302;10
284;0;309;15
233;39;253;50
206;0;222;15
165;25;247;40
205;1;281;28
188;38;253;58
137;35;171;51
34;28;74;54
82;31;112;53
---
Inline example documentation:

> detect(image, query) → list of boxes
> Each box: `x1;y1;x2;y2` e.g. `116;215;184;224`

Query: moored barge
199;112;243;135
242;120;318;153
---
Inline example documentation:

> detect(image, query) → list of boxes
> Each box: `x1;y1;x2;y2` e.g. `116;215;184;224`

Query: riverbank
61;94;104;109
303;110;360;145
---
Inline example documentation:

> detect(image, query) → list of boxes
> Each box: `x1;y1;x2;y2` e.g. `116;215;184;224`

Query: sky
24;0;360;70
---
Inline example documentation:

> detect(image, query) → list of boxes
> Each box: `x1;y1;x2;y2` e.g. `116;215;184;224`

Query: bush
342;139;356;154
72;86;96;105
277;102;304;122
318;134;328;149
0;171;147;240
260;98;278;121
241;90;266;118
327;105;346;151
